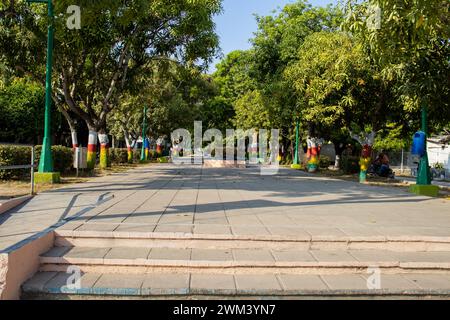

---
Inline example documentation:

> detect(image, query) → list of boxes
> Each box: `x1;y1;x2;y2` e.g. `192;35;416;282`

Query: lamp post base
409;184;439;197
34;172;60;184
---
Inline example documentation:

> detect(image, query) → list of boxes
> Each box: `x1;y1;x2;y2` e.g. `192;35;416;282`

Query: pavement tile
321;274;369;290
148;248;191;260
231;226;270;236
271;250;316;262
64;247;111;259
278;275;328;291
41;246;72;258
310;250;358;262
235;274;282;291
154;224;193;233
348;250;396;262
191;248;232;261
404;274;450;290
44;272;101;294
190;274;236;291
22;272;58;292
114;224;156;233
93;273;145;295
233;249;274;262
76;223;119;232
141;273;190;295
193;224;232;235
104;247;150;260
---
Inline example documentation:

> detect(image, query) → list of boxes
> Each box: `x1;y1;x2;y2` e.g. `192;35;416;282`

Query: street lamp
410;103;439;197
28;0;59;183
291;120;302;169
140;105;148;162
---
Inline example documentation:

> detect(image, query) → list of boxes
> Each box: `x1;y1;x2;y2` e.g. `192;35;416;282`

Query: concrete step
22;271;450;299
54;230;450;252
38;246;450;275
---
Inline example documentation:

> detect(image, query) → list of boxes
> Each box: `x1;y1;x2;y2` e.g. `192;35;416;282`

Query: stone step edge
21;284;450;298
54;230;450;244
39;256;450;270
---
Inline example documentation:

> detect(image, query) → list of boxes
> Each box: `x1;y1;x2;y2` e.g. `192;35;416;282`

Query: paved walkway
1;164;449;252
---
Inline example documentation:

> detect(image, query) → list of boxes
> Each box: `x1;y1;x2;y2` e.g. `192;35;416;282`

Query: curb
0;195;33;216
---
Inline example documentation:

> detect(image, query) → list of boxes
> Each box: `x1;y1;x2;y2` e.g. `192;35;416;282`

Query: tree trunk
306;137;323;173
350;131;376;183
98;129;110;170
87;128;98;170
123;129;133;164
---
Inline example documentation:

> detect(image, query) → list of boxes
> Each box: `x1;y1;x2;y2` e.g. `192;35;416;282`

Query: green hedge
34;145;73;174
0;145;73;180
0;146;31;179
110;148;129;164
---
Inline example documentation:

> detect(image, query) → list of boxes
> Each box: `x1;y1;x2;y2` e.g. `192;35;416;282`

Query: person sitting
376;153;390;177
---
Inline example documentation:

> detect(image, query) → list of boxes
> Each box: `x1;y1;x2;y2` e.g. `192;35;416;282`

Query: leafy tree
0;0;222;168
343;0;450;131
0;77;45;144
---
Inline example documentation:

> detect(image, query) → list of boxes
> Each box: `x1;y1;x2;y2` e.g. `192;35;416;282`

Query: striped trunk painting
87;131;98;170
98;133;109;170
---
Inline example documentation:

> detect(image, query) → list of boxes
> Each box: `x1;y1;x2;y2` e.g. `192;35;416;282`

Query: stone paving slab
2;164;450;253
22;271;450;298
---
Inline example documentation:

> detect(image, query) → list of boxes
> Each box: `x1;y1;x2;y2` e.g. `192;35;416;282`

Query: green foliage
109;148;129;164
34;145;73;174
0;144;72;180
343;0;450;128
319;155;331;169
0;78;45;144
234;90;272;130
373;123;409;151
341;155;361;174
285;31;370;129
0;145;31;179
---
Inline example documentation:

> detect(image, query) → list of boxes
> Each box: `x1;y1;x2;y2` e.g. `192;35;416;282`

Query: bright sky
210;0;338;73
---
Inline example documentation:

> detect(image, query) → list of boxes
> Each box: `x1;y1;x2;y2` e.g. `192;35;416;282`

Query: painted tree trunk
124;134;133;163
359;144;373;183
144;138;150;160
71;130;78;150
350;131;376;183
98;133;109;170
87;130;98;170
306;137;323;173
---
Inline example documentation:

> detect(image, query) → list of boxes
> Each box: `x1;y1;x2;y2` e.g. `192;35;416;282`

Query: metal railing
0;142;37;195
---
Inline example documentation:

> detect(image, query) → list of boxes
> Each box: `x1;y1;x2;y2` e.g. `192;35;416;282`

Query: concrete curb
54;230;450;252
0;195;33;216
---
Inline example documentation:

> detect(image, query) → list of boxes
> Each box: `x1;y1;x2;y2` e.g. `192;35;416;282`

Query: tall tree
0;0;221;169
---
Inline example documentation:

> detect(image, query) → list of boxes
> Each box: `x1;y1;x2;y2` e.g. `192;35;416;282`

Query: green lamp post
410;103;439;197
28;0;60;183
140;105;148;162
291;121;302;170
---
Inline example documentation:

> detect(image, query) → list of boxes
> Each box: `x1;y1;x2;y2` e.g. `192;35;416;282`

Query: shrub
35;145;74;173
110;148;129;164
341;155;360;174
0;145;32;179
319;155;331;169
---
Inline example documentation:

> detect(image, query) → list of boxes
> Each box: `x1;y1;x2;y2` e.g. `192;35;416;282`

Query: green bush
110;148;129;164
319;155;331;169
34;145;74;174
341;155;360;174
0;146;32;179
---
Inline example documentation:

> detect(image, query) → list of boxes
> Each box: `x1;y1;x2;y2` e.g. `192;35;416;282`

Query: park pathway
1;164;450;299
